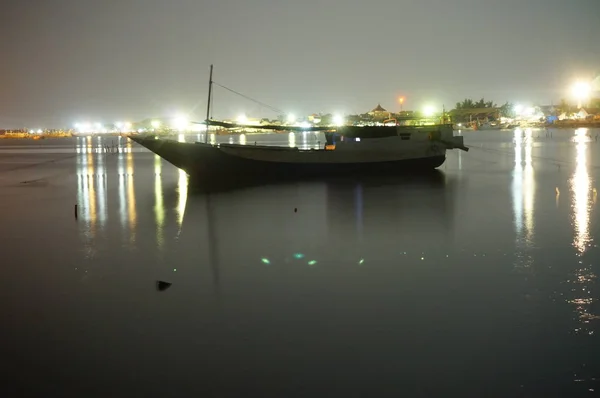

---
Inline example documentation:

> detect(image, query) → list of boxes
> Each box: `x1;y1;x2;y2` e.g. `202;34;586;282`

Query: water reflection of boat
178;172;457;289
131;66;468;190
325;171;456;252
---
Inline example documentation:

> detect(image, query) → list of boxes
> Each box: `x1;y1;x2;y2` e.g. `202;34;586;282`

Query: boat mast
205;64;214;144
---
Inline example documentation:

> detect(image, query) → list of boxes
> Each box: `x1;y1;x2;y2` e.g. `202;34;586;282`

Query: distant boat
131;66;469;187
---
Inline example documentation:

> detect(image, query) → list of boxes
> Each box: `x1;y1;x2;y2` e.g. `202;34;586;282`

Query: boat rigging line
211;81;285;115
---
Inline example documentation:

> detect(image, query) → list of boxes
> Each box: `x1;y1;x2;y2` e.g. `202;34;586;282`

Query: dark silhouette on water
156;281;172;291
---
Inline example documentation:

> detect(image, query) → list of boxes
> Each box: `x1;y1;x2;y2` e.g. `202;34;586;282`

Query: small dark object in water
74;204;78;219
294;208;297;213
156;281;172;291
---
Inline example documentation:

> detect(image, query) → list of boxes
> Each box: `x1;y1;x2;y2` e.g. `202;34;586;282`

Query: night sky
1;0;599;128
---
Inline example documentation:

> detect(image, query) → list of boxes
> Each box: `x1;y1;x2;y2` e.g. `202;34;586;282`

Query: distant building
577;108;600;120
368;104;391;121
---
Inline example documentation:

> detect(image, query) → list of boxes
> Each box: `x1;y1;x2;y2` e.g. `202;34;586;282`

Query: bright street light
423;105;435;117
514;104;524;116
151;120;161;129
571;81;591;108
237;114;248;124
333;114;344;126
286;114;296;124
172;115;188;131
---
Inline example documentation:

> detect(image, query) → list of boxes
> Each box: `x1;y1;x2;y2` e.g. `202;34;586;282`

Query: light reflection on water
8;130;596;395
96;149;107;226
177;169;188;227
118;148;127;229
126;144;137;245
568;128;599;331
154;155;165;250
67;132;600;352
512;128;535;269
571;128;592;254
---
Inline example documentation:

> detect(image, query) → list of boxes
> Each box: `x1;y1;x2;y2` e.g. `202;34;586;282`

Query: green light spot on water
261;258;271;264
293;253;305;259
173;268;177;272
358;259;365;265
308;260;317;266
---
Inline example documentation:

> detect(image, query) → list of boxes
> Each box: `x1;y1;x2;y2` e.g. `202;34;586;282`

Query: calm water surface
1;129;599;397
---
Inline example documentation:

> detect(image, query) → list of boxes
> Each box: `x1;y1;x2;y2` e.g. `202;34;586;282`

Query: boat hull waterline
130;132;462;186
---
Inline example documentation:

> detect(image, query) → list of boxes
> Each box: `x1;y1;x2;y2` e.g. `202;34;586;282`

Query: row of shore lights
236;114;347;127
73;116;190;133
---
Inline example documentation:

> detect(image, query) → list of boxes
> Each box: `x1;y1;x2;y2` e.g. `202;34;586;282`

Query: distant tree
558;98;569;113
455;98;496;109
499;102;515;118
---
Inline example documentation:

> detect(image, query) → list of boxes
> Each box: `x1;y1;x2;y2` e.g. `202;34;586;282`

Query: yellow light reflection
288;132;296;148
571;129;591;254
154;155;165;249
210;133;216;145
126;148;137;243
178;134;185;143
77;147;90;223
96;150;107;225
87;146;97;231
240;134;246;145
177;169;188;226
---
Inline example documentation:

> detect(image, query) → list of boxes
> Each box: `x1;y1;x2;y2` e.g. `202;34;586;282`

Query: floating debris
156;281;172;291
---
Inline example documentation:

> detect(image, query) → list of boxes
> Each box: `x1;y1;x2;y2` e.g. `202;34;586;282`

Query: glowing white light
572;81;591;101
287;114;296;124
123;122;132;132
237;114;248;124
116;122;124;129
172;115;188;131
514;104;524;115
298;121;311;128
151;120;161;129
333;114;344;126
423;105;435;117
36;129;42;134
80;122;91;133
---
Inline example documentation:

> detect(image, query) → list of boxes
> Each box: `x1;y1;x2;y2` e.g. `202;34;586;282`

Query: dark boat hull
130;136;446;189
